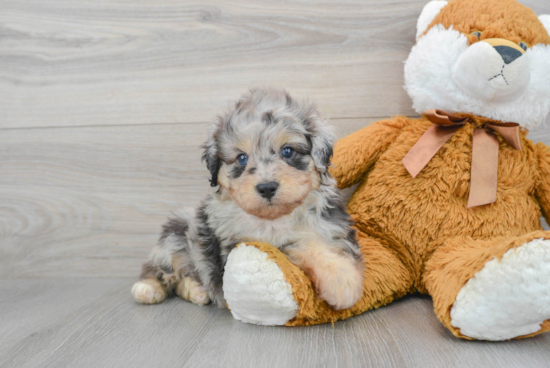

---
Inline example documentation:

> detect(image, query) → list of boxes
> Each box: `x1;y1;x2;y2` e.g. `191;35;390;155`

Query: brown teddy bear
221;0;550;341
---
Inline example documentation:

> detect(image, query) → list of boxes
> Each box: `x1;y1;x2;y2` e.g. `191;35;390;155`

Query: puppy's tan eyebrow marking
235;137;253;155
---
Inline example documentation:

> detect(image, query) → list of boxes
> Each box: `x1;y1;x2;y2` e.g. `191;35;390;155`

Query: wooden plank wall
1;0;549;278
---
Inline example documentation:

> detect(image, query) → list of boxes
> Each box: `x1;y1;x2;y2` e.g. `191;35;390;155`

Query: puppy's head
202;88;334;220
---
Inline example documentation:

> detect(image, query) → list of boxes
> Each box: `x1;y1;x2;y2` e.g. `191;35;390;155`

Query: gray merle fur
195;203;225;299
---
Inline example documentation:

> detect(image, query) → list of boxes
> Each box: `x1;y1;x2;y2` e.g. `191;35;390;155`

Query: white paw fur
451;238;550;340
131;280;166;304
223;244;298;326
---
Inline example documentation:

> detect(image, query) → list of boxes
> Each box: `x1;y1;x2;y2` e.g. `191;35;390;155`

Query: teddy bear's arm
536;142;550;224
329;117;408;188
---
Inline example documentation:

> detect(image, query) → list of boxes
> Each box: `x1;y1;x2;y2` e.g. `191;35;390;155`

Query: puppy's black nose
256;181;279;200
494;45;523;64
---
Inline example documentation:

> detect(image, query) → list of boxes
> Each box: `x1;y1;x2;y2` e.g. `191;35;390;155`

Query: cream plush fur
405;25;550;130
451;238;550;340
224;244;298;325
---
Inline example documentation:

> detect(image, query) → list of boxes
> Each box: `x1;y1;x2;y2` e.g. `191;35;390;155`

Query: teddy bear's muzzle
452;38;530;104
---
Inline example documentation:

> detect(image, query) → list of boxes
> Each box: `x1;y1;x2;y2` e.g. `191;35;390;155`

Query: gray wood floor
1;0;550;367
1;279;550;368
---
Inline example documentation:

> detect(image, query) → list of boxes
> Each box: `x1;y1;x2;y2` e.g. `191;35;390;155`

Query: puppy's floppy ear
201;119;222;187
303;108;335;174
416;1;448;40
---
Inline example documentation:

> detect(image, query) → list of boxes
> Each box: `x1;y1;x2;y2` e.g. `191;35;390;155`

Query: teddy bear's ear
416;1;448;40
540;15;550;36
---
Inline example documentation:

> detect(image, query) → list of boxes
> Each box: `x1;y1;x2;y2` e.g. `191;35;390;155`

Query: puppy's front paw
314;259;364;310
131;279;166;304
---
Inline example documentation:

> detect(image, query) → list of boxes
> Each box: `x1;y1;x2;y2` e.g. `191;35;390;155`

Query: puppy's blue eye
519;41;528;51
282;147;294;158
237;154;248;165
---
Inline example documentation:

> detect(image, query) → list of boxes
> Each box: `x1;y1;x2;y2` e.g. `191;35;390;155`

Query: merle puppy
132;88;364;310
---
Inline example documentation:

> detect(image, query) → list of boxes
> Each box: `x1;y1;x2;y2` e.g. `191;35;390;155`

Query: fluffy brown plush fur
422;0;550;46
226;0;550;339
330;116;550;338
241;115;550;337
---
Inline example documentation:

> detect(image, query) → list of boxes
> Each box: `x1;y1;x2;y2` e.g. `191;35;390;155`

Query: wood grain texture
0;117;548;278
1;1;550;365
0;118;376;278
0;0;422;129
1;0;548;129
1;279;549;368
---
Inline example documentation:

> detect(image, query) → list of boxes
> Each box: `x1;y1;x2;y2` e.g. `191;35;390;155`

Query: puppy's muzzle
256;181;279;200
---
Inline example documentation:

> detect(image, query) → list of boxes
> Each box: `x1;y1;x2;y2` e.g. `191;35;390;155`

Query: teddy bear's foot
450;238;550;340
223;243;298;325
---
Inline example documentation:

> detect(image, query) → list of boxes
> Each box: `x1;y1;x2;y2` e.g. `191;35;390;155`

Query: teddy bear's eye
519;41;528;51
471;31;482;39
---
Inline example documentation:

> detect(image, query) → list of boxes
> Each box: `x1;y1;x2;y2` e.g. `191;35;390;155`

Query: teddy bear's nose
494;46;523;64
481;38;526;65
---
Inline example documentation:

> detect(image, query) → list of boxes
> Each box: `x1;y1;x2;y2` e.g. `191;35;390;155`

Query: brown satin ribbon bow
402;109;522;208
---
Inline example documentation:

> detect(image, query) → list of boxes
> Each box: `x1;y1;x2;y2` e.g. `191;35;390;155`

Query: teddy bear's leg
224;230;415;326
424;231;550;341
354;230;415;310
